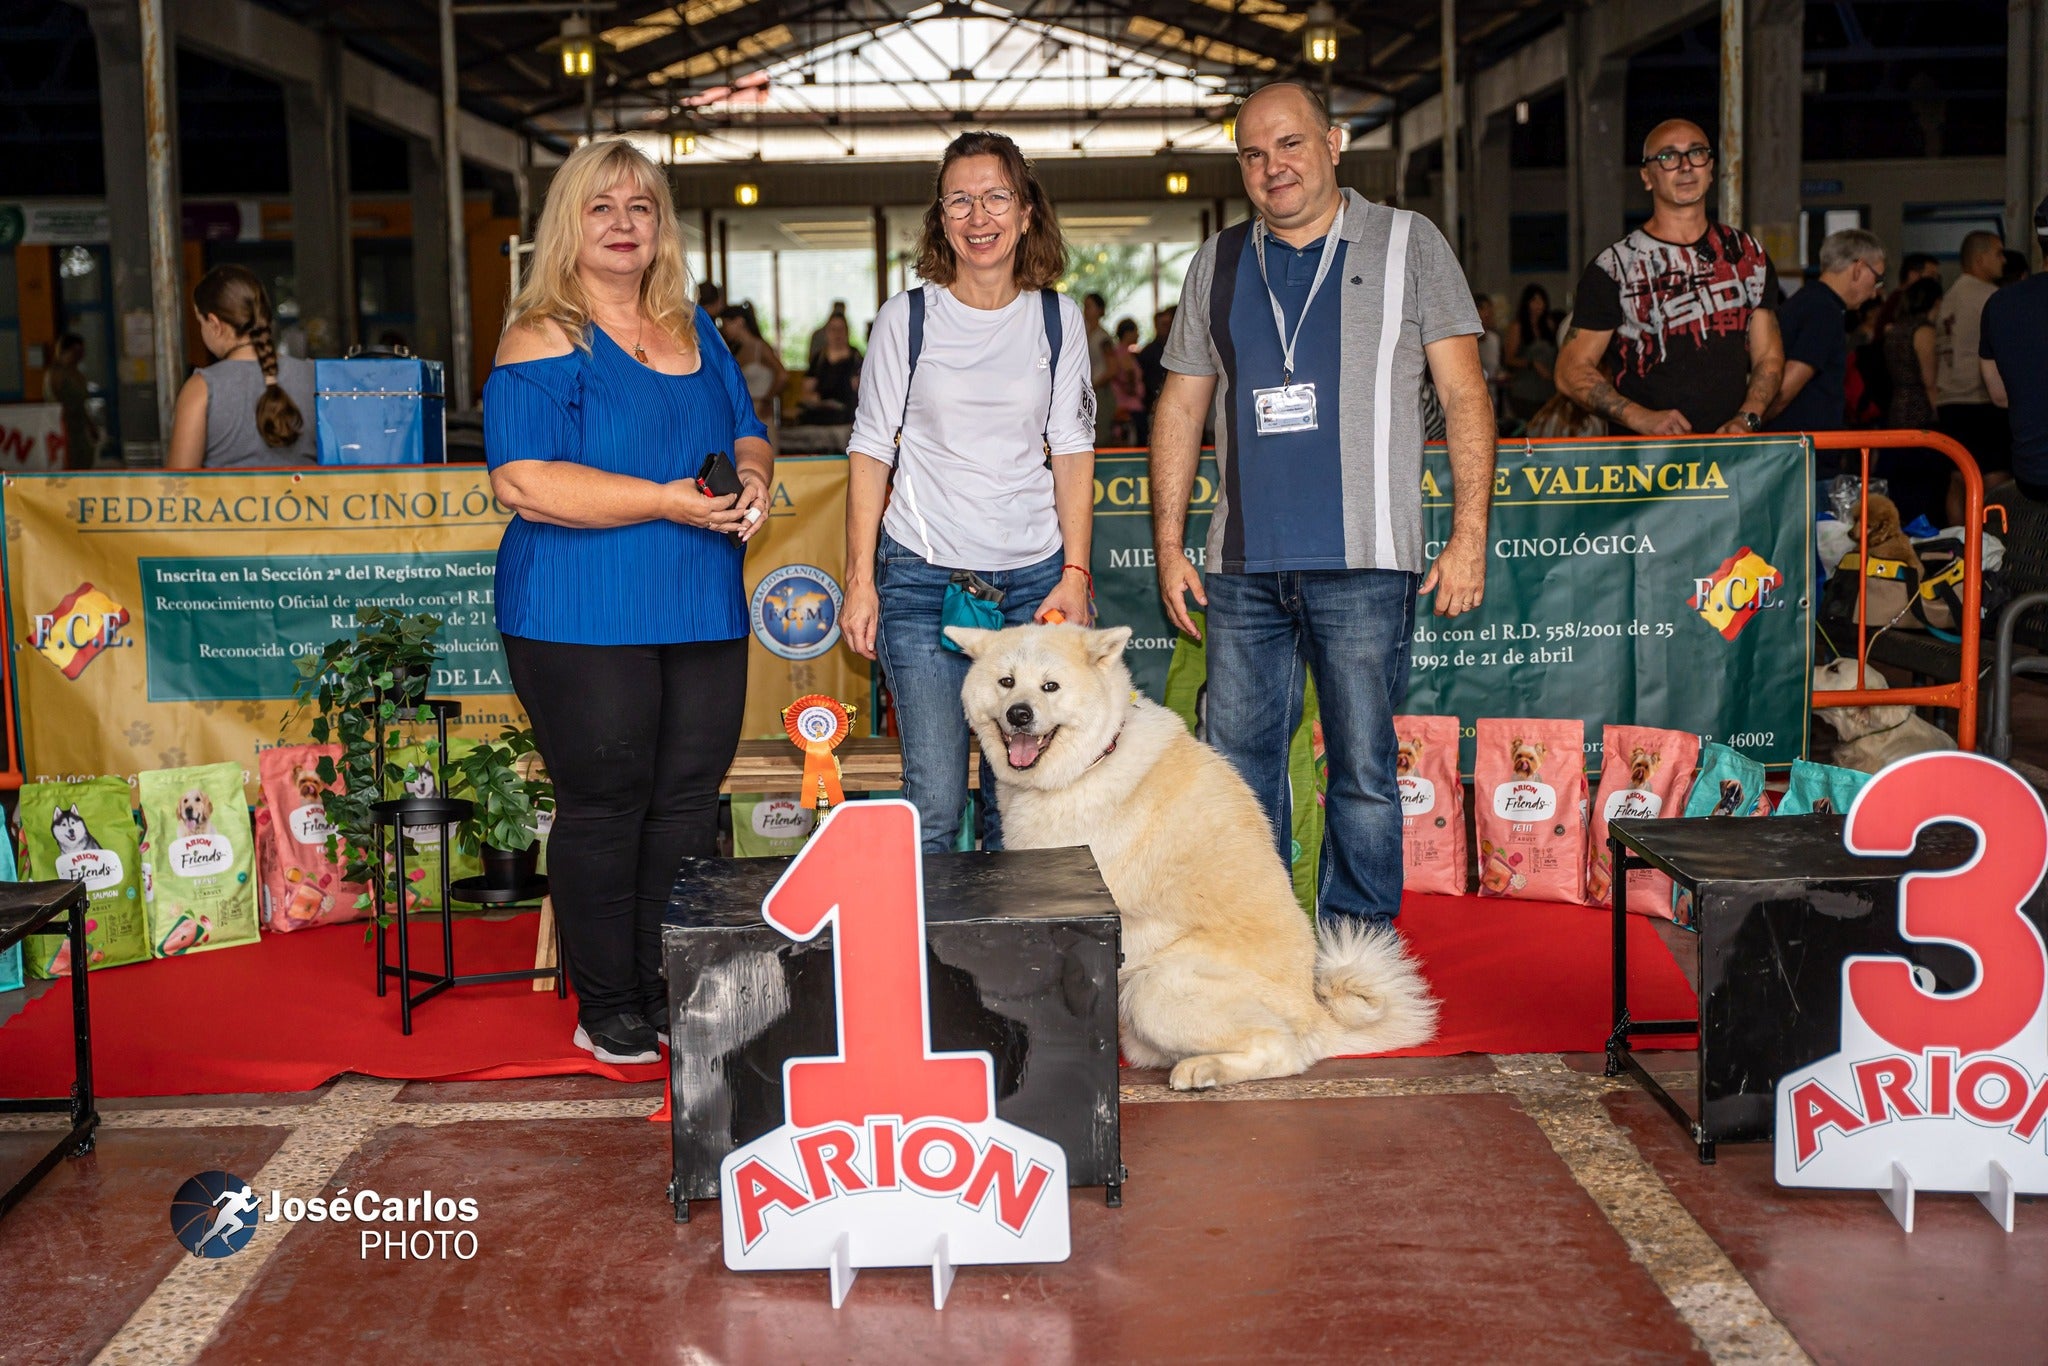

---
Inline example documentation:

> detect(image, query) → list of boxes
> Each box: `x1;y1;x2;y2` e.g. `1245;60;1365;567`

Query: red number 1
1845;754;2048;1058
762;802;991;1129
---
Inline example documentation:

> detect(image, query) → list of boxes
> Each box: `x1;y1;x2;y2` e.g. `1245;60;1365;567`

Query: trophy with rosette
782;695;856;812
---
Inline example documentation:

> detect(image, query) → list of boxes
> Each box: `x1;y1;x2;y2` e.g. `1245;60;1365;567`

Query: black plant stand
448;874;565;1000
0;880;97;1219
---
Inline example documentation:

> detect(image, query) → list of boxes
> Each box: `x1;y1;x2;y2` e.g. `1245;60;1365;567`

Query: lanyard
1252;198;1345;385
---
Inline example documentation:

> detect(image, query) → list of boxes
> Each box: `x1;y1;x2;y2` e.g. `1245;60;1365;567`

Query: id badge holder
1253;382;1318;435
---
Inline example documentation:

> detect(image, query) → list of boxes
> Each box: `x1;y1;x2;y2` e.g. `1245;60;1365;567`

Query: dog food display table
1606;814;1981;1162
0;880;97;1219
661;845;1122;1219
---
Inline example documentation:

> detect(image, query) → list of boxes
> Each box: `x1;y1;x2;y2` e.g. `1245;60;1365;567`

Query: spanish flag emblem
1688;548;1781;641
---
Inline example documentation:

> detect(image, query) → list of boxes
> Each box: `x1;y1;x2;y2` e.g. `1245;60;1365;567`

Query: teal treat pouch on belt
940;570;1005;651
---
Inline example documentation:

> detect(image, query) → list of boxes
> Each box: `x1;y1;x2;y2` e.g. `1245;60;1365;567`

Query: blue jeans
1204;569;1418;924
875;529;1066;852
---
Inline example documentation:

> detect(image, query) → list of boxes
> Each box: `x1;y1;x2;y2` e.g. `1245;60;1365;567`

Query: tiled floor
2;683;2042;1364
2;1053;2037;1365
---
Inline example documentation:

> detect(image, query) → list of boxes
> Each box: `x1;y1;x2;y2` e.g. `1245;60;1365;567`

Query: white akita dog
946;622;1439;1089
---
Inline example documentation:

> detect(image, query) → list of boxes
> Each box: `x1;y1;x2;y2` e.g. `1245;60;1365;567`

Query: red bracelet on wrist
1062;563;1094;595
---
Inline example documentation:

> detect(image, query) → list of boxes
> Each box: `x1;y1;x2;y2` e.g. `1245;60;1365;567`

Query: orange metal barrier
1808;429;1983;750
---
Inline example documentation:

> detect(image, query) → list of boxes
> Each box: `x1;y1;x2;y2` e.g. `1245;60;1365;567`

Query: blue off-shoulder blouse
482;308;769;645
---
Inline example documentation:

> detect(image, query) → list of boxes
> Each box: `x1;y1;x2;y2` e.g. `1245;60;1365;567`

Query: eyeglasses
940;189;1017;220
1860;261;1886;286
1642;144;1714;171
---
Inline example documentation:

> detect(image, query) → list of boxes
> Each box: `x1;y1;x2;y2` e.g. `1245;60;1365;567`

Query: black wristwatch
1739;410;1762;432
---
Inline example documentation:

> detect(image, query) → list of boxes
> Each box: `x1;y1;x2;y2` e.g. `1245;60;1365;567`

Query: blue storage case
315;356;446;465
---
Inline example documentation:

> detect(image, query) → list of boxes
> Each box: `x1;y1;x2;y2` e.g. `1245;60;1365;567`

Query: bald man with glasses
1557;119;1784;437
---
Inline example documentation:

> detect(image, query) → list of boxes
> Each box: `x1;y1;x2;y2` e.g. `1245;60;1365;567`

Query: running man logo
1688;548;1782;641
31;583;132;679
170;1170;261;1258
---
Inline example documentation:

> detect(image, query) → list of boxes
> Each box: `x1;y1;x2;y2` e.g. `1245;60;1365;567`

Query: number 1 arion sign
719;800;1070;1304
1776;753;2048;1230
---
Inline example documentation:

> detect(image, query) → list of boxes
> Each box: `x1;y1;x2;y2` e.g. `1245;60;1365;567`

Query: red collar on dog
1084;695;1139;773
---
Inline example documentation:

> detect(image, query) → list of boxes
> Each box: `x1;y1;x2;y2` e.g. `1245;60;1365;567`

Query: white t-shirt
849;284;1095;571
1933;273;1997;407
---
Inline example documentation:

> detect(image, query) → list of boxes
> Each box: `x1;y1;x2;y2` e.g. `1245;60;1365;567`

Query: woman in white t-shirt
843;130;1097;852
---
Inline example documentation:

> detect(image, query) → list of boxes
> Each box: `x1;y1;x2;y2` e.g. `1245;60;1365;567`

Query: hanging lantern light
1223;113;1237;144
543;17;607;79
1165;170;1190;196
671;130;697;160
1303;1;1339;67
734;182;761;208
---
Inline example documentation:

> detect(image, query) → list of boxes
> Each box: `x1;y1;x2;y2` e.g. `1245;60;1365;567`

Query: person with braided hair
166;264;317;468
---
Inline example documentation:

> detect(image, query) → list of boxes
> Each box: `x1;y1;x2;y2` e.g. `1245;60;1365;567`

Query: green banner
138;552;507;702
1088;450;1220;702
1408;435;1812;773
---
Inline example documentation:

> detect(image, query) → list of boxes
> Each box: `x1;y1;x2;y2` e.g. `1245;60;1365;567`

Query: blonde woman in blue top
485;138;770;1065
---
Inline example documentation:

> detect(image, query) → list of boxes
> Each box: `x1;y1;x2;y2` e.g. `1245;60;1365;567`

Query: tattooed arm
1554;324;1691;436
1719;308;1785;434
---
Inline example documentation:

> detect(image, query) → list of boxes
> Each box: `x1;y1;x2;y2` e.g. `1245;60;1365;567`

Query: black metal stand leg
667;1176;690;1223
67;904;96;1155
1104;1165;1126;1208
1605;833;1630;1078
555;915;568;999
396;849;414;1038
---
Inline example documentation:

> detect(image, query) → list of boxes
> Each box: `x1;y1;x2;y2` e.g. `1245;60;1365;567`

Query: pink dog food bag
1395;715;1467;895
1474;718;1589;904
1584;725;1700;915
257;744;368;932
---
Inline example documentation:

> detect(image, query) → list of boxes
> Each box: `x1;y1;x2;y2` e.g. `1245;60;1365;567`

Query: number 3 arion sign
718;800;1070;1305
1776;753;2048;1231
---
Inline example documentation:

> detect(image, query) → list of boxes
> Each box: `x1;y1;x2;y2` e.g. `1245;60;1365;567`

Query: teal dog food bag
1775;759;1870;816
0;831;20;992
1671;743;1768;924
20;778;150;975
139;762;261;957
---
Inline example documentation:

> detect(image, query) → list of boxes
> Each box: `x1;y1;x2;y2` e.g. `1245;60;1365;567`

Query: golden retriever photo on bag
946;623;1439;1090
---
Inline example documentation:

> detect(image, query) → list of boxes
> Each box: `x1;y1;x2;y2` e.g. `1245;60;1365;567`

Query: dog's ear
1087;625;1133;665
942;626;996;658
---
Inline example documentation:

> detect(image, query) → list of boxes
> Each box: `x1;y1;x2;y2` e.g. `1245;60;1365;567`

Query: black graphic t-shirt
1573;225;1780;431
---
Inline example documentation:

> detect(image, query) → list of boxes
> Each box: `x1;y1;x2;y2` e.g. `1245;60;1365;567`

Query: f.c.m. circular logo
752;564;843;660
171;1170;261;1258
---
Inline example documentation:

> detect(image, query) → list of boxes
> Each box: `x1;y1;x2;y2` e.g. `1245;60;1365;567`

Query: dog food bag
1585;726;1700;915
733;794;817;857
0;828;21;992
1395;715;1467;894
138;762;260;958
20;778;151;976
257;744;370;931
1774;759;1870;816
1474;718;1589;904
1669;744;1769;925
385;740;484;911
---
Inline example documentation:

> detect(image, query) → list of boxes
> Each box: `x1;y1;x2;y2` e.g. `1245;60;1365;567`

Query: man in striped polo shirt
1149;81;1497;929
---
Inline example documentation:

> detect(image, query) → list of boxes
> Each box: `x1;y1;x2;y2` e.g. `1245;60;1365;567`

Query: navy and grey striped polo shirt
1163;188;1482;575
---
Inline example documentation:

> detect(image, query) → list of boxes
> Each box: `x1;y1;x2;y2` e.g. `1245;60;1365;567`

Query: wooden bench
720;736;979;794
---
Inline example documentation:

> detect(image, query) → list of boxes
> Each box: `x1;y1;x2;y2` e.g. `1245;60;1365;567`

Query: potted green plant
283;606;445;908
452;724;554;887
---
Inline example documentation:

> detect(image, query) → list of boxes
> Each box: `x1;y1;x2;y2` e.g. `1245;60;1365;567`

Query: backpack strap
893;286;925;456
1040;288;1063;462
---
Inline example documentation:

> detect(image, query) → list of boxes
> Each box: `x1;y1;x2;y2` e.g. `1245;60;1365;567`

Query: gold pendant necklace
631;313;649;365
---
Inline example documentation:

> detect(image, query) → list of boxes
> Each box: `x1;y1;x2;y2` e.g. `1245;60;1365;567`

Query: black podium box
662;845;1123;1215
1608;814;1993;1160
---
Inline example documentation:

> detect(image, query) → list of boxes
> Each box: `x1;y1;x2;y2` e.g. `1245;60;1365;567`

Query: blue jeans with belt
1203;568;1419;924
875;529;1067;852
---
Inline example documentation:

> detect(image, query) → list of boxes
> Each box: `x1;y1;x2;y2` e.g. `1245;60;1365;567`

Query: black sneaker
573;1013;659;1065
644;999;670;1046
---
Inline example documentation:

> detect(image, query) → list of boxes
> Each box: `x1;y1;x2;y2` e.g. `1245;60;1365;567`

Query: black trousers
504;634;747;1023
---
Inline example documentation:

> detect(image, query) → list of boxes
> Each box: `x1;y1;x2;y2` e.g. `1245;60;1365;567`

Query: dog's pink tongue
1006;731;1043;769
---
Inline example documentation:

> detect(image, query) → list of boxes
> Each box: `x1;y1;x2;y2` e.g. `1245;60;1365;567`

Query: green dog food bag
1774;759;1870;816
19;778;151;975
733;794;816;858
138;762;261;957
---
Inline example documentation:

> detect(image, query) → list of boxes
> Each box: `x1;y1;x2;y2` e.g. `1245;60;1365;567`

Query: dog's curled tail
1312;919;1440;1056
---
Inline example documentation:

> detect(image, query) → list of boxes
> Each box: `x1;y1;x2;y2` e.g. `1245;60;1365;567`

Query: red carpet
0;897;1696;1099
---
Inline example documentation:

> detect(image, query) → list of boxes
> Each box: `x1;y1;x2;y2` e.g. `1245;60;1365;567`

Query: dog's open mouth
1000;726;1058;770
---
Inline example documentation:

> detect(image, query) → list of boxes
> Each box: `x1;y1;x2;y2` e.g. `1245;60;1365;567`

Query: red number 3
1845;754;2048;1057
763;802;992;1130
